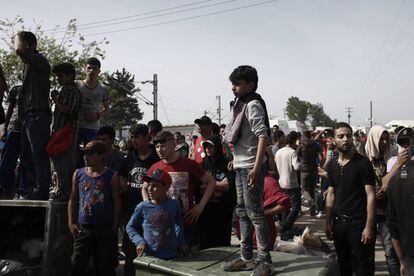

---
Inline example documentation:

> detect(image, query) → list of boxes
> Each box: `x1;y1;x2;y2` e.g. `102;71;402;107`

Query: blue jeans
378;219;400;276
281;187;301;232
235;168;271;263
0;131;21;194
21;110;51;196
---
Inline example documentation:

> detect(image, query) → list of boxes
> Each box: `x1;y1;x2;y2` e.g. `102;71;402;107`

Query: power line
360;0;406;93
82;0;280;37
45;0;242;35
44;0;216;32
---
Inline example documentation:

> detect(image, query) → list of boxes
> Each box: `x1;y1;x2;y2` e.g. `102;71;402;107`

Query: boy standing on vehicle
223;65;272;276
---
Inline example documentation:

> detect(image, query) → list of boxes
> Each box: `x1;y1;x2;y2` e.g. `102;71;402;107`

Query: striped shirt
52;83;82;131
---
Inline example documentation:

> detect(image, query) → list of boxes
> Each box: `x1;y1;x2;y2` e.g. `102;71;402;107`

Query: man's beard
337;144;352;153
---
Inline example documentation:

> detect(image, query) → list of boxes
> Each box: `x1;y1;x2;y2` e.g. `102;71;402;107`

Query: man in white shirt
275;131;301;234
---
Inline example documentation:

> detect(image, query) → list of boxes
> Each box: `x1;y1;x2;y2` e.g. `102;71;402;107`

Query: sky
2;0;414;127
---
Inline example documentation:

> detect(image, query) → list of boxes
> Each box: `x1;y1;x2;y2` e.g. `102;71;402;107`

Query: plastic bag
274;236;307;255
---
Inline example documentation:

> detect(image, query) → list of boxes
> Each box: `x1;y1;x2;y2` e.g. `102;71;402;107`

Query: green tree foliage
285;96;336;128
101;68;143;132
285;96;309;124
0;16;109;88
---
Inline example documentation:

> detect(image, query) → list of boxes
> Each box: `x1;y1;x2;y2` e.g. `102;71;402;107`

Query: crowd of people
0;31;414;276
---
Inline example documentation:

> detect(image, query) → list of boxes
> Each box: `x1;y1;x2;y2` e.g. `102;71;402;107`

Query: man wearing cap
386;128;414;275
191;115;213;164
68;140;121;276
117;124;159;276
126;169;188;260
142;131;216;247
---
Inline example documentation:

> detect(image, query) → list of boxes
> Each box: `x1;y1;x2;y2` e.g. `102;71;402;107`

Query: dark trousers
333;216;375;276
377;218;400;276
281;187;301;232
0;131;21;194
300;170;318;203
406;255;414;276
198;202;234;250
71;224;116;276
21;110;51;197
122;220;142;276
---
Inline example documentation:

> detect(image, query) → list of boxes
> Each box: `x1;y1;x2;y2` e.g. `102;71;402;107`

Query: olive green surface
133;247;338;276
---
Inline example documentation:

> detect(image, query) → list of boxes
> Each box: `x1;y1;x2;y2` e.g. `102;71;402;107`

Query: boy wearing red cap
126;169;188;259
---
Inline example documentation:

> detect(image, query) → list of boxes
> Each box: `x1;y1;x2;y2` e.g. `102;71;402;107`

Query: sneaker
251;261;272;276
223;256;254;271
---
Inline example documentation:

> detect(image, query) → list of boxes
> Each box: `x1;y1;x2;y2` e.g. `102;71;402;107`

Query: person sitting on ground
126;169;189;260
96;126;125;172
50;62;82;201
236;147;291;248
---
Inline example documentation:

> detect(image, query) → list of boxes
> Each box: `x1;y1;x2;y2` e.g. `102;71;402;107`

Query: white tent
385;120;414;128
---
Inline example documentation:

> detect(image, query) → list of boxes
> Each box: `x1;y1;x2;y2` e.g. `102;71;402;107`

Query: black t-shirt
118;148;160;215
327;153;375;217
387;161;414;256
201;158;236;207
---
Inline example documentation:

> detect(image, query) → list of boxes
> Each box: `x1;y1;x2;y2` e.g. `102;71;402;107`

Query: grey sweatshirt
233;100;269;169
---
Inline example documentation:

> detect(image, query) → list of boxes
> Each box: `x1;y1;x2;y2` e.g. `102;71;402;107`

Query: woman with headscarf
365;126;400;276
198;134;236;250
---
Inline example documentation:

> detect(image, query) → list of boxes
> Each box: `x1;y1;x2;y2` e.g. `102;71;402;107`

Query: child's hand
179;245;190;256
136;244;147;257
247;168;260;189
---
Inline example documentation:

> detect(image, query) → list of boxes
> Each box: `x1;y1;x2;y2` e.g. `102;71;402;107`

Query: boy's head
82;140;107;167
286;131;299;146
153;131;175;160
53;63;76;85
274;130;285;145
143;169;172;202
129;124;150;150
229;65;258;97
97;126;116;150
194;116;212;136
147;119;163;139
85;57;101;81
174;132;182;144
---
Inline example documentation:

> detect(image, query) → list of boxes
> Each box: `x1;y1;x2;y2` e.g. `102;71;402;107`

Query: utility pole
367;101;373;129
153;74;158;120
141;74;158;120
216;95;222;125
204;110;207;116
345;107;353;125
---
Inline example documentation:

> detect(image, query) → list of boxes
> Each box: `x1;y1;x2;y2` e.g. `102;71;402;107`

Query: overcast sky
2;0;414;127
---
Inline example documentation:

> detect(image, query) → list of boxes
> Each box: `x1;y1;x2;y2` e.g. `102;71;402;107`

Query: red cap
143;169;172;188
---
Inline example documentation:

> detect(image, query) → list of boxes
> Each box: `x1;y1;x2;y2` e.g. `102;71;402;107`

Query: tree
0;16;109;88
101;68;143;134
285;96;336;128
307;102;337;128
285;96;309;124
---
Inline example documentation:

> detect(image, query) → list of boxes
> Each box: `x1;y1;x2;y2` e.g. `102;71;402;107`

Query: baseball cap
396;128;414;144
143;169;172;188
81;140;107;154
194;116;212;125
201;134;221;148
153;131;174;145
